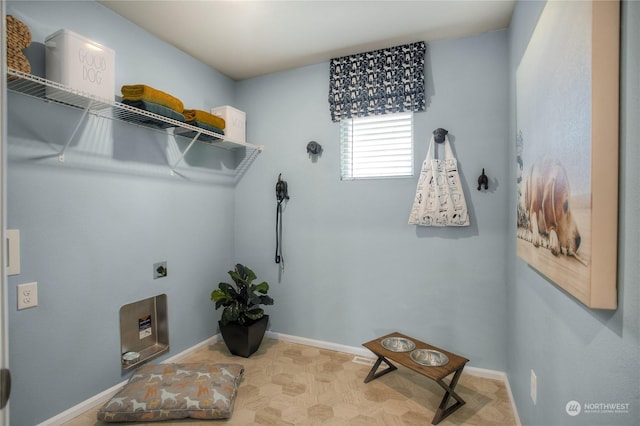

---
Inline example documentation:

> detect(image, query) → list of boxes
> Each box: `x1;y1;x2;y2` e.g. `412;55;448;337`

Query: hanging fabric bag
408;135;470;227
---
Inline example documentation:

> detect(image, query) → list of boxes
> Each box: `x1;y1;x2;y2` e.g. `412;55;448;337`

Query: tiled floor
65;338;516;425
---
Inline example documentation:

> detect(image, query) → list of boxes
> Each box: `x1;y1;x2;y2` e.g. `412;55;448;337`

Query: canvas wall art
516;0;619;309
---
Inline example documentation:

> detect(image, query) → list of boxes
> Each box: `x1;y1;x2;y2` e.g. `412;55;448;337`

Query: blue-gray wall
4;0;639;425
6;1;239;424
506;1;640;425
234;29;510;372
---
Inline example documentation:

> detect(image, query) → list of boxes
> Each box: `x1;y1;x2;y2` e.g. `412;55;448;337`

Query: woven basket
6;15;32;78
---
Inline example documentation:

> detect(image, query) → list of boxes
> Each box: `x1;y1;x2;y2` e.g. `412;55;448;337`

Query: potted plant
211;263;274;357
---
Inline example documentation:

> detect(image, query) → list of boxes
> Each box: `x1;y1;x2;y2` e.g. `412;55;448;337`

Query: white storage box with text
211;105;246;143
45;29;115;102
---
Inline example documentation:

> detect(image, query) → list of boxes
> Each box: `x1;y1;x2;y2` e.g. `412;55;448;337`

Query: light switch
7;230;20;276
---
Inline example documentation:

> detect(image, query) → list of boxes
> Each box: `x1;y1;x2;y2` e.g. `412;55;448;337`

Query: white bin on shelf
211;105;246;143
45;29;115;102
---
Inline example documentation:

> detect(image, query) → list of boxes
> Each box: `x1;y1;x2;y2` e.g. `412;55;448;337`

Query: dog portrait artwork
516;135;593;304
518;157;584;263
515;0;619;309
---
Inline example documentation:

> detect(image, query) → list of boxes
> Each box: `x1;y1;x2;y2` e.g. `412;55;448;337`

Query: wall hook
477;168;489;191
306;141;322;156
433;128;448;143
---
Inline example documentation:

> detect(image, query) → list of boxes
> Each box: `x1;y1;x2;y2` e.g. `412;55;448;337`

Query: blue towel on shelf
177;121;225;142
121;99;185;128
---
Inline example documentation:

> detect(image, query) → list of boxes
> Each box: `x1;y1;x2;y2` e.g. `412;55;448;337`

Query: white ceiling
100;0;516;81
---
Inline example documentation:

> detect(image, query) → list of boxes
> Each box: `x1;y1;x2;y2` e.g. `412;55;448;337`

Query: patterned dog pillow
97;363;244;422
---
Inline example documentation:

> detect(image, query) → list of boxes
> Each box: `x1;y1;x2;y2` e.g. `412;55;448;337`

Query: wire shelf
7;68;262;174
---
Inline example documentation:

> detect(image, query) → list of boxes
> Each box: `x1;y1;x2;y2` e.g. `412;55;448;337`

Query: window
340;112;413;180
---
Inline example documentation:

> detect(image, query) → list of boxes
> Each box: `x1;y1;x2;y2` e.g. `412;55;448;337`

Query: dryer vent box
119;294;169;369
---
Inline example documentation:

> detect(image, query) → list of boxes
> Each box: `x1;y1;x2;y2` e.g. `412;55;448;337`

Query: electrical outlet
17;282;38;310
530;369;537;405
154;261;167;279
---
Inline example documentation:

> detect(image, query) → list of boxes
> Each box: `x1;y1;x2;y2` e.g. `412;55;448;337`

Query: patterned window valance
329;41;426;122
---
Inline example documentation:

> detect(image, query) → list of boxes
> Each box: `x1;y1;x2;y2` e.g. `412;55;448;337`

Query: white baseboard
37;380;128;426
163;334;222;363
37;335;222;426
40;332;520;426
266;331;374;358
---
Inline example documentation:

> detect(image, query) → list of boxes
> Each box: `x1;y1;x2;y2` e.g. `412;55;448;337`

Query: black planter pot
218;315;269;358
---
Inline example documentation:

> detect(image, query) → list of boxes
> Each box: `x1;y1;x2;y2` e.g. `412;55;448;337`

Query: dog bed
97;363;243;422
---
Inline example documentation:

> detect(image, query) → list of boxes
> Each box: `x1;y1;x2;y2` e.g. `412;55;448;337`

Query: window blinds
340;112;413;179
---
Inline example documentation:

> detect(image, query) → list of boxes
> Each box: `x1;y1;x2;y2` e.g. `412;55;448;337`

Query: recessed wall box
119;294;168;369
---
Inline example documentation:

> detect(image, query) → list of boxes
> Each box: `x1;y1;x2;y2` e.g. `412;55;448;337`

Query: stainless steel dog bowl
122;351;140;366
410;349;449;366
381;337;416;352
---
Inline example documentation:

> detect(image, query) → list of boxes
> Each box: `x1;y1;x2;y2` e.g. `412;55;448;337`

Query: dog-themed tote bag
408;136;470;227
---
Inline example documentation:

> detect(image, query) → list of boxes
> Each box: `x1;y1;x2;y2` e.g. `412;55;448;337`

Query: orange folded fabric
183;109;226;130
121;85;184;113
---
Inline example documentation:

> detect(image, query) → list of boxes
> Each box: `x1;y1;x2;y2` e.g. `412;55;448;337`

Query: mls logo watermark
566;400;630;416
566;400;581;416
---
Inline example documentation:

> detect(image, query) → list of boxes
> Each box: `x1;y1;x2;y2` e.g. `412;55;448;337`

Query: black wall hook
433;128;448;143
306;140;322;155
276;173;289;202
477;168;489;191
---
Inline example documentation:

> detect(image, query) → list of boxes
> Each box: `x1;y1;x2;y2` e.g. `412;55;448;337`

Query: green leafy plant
211;264;274;326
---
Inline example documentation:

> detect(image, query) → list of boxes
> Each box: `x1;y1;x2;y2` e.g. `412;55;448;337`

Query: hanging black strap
274;173;289;265
275;201;283;264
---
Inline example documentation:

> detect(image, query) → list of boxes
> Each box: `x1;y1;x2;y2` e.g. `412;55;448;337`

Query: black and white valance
329;41;426;122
